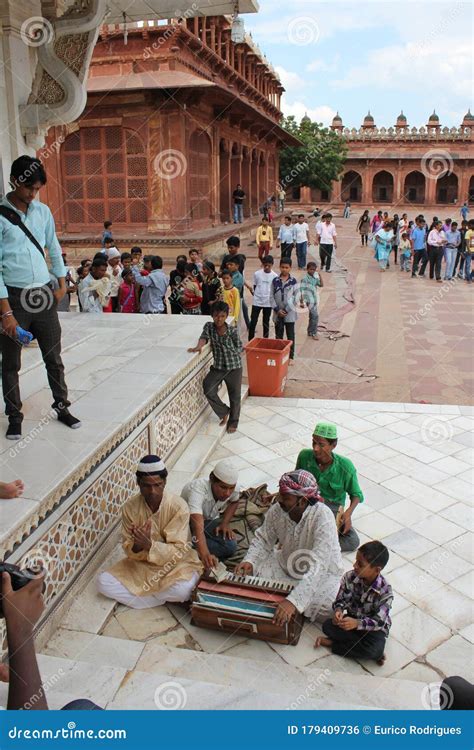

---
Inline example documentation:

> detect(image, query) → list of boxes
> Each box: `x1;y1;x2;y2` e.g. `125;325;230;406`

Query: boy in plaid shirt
315;540;393;665
188;301;242;433
299;261;323;339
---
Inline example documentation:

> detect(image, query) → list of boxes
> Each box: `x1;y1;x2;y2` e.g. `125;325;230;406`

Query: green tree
279;115;347;192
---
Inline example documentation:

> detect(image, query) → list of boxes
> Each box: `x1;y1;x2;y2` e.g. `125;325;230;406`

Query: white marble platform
0;313;211;553
40;396;473;710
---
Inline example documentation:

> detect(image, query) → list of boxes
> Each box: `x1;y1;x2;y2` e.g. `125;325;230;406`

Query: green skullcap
313;422;338;440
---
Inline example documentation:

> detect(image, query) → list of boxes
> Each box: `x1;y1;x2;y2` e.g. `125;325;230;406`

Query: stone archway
341;170;362;202
436;173;458;204
469;175;474;204
219;139;230;222
241;147;251;216
372;170;394;203
403;171;426;204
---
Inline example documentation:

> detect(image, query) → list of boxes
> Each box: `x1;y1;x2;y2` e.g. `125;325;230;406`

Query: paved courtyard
29;396;473;711
236;207;473;406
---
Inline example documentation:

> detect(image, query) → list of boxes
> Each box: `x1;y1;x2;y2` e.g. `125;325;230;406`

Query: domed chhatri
362;110;375;128
428;109;440;122
462;108;474;125
301;111;311;124
396;110;408;128
331;112;343;131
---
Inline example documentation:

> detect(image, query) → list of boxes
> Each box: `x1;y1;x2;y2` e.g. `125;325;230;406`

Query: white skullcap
107;247;121;259
137;455;166;474
212;459;238;486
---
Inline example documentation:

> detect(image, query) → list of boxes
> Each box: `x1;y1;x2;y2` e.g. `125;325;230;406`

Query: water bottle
16;326;34;346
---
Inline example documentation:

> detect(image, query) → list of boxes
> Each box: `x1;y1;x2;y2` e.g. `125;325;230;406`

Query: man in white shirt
316;213;337;272
107;247;123;312
276;215;296;260
249;255;278;339
294;214;310;269
79;257;109;313
181;460;240;569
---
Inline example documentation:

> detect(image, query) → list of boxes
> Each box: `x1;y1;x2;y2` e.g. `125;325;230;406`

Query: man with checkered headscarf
296;422;365;552
235;469;344;625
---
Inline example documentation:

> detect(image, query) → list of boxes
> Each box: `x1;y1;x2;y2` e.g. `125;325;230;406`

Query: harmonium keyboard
191;572;304;645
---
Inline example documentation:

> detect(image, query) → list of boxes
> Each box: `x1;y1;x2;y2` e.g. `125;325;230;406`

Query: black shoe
55;407;81;429
6;421;22;440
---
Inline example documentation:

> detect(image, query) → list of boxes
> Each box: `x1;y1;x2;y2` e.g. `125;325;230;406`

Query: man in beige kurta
97;455;202;608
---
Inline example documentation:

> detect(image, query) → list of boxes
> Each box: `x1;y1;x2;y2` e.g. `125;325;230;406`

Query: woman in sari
374;221;394;272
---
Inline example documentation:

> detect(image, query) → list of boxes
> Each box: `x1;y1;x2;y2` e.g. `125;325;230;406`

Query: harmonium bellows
190;572;304;646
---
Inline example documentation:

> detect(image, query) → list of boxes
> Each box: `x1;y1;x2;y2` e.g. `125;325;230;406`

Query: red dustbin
244;338;292;397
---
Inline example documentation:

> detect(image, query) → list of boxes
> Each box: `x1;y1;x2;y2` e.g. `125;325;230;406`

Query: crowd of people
357;209;474;281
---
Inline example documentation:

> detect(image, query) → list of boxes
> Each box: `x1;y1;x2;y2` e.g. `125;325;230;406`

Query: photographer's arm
2;573;48;710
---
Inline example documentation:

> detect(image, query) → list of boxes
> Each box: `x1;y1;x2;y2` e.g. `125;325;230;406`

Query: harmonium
191;572;304;645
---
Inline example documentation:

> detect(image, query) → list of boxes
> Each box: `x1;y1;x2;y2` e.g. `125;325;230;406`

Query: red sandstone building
40;17;298;235
325;110;474;208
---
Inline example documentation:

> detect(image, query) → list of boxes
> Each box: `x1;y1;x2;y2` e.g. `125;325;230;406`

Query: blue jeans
307;304;319;335
233;203;243;223
296;241;307;269
444;247;457;279
204;518;237;560
464;254;472;282
400;254;410;272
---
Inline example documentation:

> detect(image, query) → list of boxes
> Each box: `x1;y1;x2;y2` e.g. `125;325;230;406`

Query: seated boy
181;460;239;569
296;422;364;551
97;455;202;608
315;540;393;665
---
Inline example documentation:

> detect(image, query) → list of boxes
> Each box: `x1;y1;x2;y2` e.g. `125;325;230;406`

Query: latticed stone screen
61;127;149;228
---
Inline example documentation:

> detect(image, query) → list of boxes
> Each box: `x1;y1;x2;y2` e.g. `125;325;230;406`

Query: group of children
358;210;474;281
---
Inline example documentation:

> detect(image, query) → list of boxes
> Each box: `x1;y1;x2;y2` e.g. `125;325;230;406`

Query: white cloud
306;55;340;73
331;41;472;100
275;66;306;92
281;98;337;125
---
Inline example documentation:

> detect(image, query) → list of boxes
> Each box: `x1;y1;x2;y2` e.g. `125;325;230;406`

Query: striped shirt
333;570;393;636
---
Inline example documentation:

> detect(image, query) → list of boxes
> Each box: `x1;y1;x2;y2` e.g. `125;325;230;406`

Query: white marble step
39;635;435;710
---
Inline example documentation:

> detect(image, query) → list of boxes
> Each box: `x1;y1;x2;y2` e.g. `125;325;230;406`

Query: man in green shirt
295;422;363;552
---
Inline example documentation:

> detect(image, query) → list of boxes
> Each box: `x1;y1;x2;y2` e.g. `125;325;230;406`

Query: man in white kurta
237;470;344;623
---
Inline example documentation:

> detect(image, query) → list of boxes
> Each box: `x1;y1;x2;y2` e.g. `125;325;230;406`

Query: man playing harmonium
181;460;240;570
97;455;202;608
235;470;344;627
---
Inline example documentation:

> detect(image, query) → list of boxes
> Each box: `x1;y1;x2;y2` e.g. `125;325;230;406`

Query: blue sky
244;0;473;128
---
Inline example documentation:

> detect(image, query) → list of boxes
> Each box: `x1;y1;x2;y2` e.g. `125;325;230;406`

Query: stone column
425;173;437;205
394;160;403;202
148;106;189;232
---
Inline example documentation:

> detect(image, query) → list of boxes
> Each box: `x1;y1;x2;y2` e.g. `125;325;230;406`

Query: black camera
0;563;39;617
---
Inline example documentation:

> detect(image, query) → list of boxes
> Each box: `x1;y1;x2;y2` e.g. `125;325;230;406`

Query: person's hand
234;561;253;576
332;609;344;625
113;267;120;276
1;314;19;339
340;510;352;535
201;551;219;571
277;309;286;318
188;346;202;353
132;520;152;552
2;572;45;639
339;616;359;631
214;524;235;540
53;286;67;303
0;480;24;500
273;599;296;627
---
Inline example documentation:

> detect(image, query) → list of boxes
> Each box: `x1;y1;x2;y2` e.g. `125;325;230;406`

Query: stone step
39;633;436;710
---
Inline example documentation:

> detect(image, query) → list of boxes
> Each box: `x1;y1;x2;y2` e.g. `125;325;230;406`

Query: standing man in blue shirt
410;218;428;278
0;156;80;440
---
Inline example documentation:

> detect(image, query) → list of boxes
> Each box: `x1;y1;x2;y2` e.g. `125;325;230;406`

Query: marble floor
39;397;473;710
